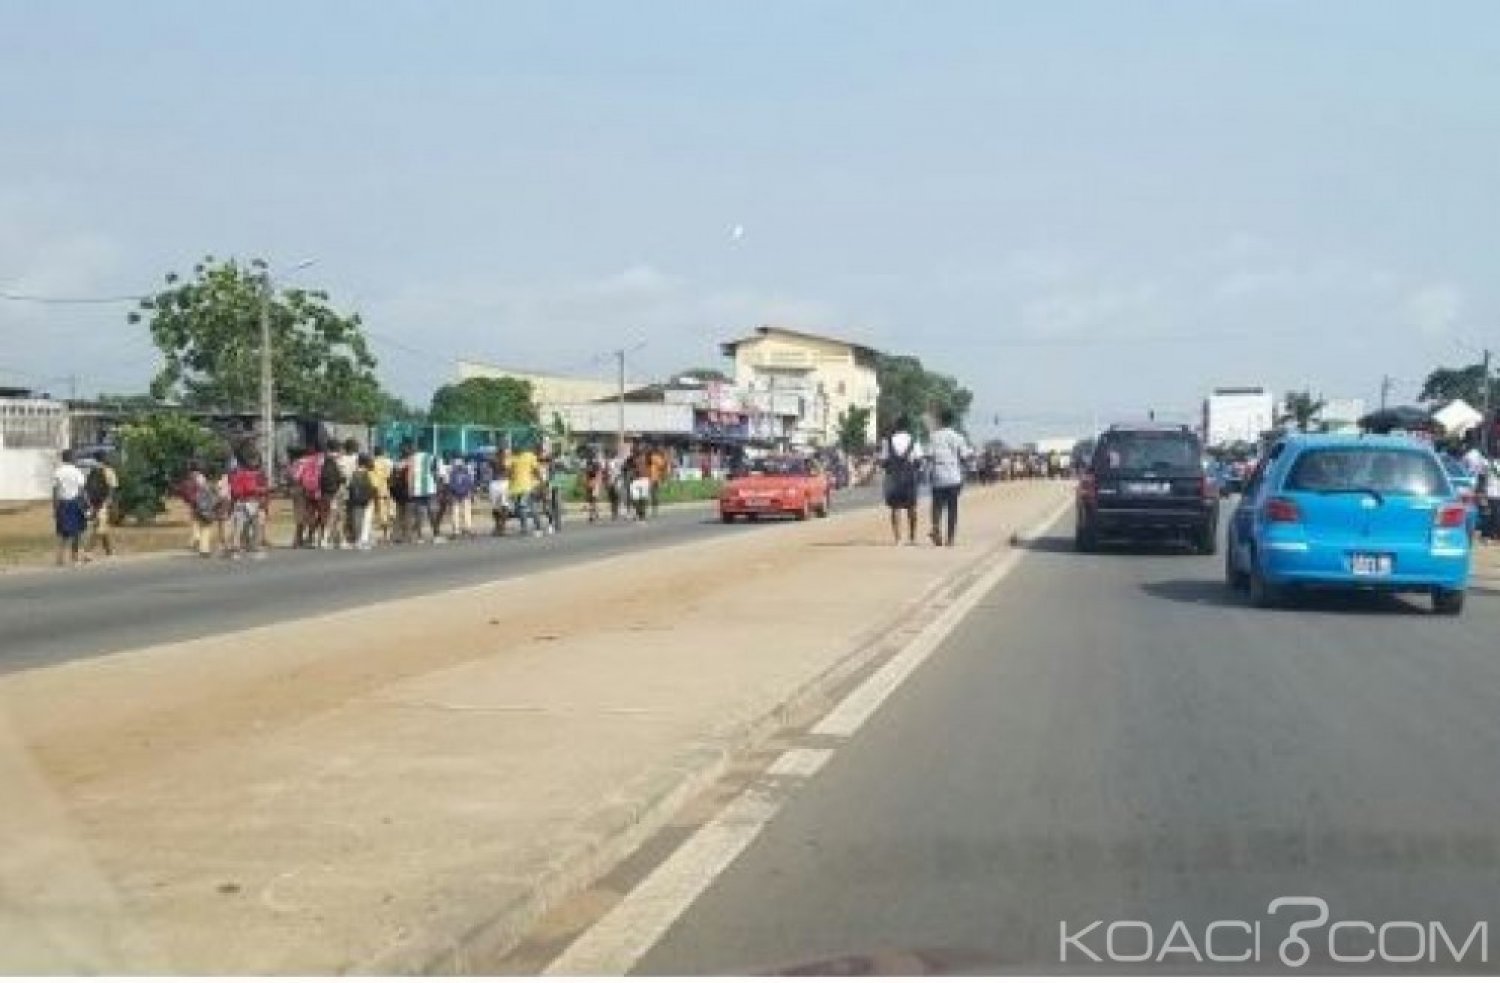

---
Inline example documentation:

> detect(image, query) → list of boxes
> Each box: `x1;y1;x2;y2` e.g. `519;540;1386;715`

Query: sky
2;0;1499;442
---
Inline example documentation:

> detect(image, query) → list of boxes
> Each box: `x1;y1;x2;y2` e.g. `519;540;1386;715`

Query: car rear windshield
1095;432;1200;472
1286;448;1449;496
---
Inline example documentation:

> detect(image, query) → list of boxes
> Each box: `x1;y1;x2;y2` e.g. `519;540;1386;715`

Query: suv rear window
1095;431;1200;472
1286;448;1448;496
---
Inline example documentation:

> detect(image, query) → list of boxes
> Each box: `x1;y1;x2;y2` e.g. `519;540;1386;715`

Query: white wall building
1318;397;1367;433
1202;386;1276;447
0;397;69;501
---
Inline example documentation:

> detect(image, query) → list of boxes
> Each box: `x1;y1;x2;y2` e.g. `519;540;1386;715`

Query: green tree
835;405;872;453
1277;389;1327;433
116;413;228;522
130;256;391;422
875;354;974;436
429;376;540;427
1420;362;1497;408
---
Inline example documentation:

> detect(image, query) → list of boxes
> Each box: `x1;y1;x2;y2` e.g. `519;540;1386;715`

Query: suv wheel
1075;522;1097;553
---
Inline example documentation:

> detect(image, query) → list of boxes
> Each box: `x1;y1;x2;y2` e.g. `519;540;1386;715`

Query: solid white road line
542;495;1072;976
766;747;835;778
811;497;1072;738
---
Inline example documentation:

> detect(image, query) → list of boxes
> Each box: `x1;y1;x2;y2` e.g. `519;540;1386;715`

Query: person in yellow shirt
507;446;542;536
370;446;394;544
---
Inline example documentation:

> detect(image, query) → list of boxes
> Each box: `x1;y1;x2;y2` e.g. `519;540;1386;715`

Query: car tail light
1263;497;1301;523
1198;475;1214;500
1078;473;1097;502
1436;502;1469;528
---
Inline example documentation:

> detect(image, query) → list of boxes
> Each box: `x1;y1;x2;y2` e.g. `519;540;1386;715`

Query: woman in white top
879;415;922;544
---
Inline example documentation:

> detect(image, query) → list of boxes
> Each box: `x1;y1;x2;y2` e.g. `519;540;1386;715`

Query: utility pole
615;347;626;455
1482;348;1494;457
259;273;274;473
1379;374;1393;411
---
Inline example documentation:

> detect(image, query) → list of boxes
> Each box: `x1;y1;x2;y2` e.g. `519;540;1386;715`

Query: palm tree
1277;389;1327;433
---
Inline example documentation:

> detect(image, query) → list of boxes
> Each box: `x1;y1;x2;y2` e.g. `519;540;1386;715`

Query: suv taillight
1263;497;1301;524
1078;473;1096;502
1436;502;1469;528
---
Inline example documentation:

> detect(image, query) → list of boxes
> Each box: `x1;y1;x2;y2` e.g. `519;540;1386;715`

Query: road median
0;480;1074;973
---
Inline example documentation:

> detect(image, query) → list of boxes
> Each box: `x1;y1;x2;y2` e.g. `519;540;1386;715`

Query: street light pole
259;274;274;473
616;347;625;454
258;259;314;475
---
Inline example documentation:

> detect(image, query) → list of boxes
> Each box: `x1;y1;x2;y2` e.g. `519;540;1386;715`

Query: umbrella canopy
1357;404;1435;434
1432;398;1484;435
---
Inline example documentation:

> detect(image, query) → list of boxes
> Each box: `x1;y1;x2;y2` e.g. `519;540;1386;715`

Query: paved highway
0;488;879;672
633;523;1500;973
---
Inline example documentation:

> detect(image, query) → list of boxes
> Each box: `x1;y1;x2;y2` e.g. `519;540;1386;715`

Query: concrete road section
631;527;1500;974
0;481;1068;973
0;489;877;671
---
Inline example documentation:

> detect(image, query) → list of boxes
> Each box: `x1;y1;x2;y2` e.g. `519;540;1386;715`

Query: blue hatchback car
1225;434;1472;614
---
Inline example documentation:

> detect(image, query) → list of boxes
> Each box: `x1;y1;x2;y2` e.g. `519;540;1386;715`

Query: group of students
50;448;122;566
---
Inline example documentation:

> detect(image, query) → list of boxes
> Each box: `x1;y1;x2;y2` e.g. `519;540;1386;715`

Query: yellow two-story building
720;326;881;448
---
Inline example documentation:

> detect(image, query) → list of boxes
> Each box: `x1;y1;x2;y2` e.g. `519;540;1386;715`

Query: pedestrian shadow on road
1016;534;1196;557
1142;578;1430;614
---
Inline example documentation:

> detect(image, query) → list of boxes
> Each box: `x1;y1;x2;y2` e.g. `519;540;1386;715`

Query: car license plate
745;498;769;508
1123;481;1171;495
1350;553;1392;576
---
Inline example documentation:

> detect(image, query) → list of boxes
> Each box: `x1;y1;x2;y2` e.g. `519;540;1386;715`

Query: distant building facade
1202;386;1276;447
720;327;881;447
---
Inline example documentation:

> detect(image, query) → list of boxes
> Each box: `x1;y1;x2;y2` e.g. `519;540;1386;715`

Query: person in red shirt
228;451;270;559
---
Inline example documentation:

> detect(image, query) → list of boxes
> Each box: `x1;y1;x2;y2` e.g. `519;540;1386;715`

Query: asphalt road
0;488;879;673
635;518;1500;974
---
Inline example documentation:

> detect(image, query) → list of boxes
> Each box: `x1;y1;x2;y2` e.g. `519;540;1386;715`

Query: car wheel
1074;523;1097;553
720;513;735;524
796;503;811;521
814;498;830;518
1432;588;1466;615
1224;541;1248;591
1248;552;1282;608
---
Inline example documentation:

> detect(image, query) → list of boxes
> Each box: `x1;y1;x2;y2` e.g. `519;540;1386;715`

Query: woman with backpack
345;454;377;550
880;415;922;545
447;455;476;538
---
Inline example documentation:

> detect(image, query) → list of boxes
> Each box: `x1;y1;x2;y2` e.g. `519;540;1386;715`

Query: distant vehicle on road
1075;423;1218;553
719;456;830;523
1225;435;1471;613
1439;454;1480;535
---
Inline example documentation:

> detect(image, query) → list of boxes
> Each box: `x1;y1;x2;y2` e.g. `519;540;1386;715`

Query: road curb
352;488;1071;975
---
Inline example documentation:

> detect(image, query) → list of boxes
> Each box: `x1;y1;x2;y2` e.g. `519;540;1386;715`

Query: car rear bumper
1261;543;1470;591
1085;504;1216;535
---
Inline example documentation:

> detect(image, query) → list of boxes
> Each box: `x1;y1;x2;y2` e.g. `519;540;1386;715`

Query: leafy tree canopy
875;354;974;437
429;376;540;427
130;256;391;422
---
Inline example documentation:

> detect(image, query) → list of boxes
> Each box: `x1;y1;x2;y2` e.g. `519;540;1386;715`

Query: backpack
319;453;343;496
449;463;474;498
85;466;110;507
347;469;374;507
193;483;219;522
298;455;323;498
229;468;262;502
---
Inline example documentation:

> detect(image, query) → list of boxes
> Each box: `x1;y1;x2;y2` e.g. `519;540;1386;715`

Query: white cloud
1404;283;1464;337
365;264;844;395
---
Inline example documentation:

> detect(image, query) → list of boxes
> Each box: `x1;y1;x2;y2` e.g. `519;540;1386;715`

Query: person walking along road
83;449;119;559
879;416;922;546
52;450;90;567
346;454;376;550
227;451;270;560
927;407;974;547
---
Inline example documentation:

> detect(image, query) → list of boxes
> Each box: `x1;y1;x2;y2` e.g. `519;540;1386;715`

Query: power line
0;290;148;305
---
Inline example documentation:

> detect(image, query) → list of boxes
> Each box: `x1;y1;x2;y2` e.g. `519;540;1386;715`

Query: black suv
1075;423;1218;553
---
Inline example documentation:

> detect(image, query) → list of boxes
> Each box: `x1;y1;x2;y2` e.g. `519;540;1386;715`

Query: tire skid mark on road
541;497;1074;976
